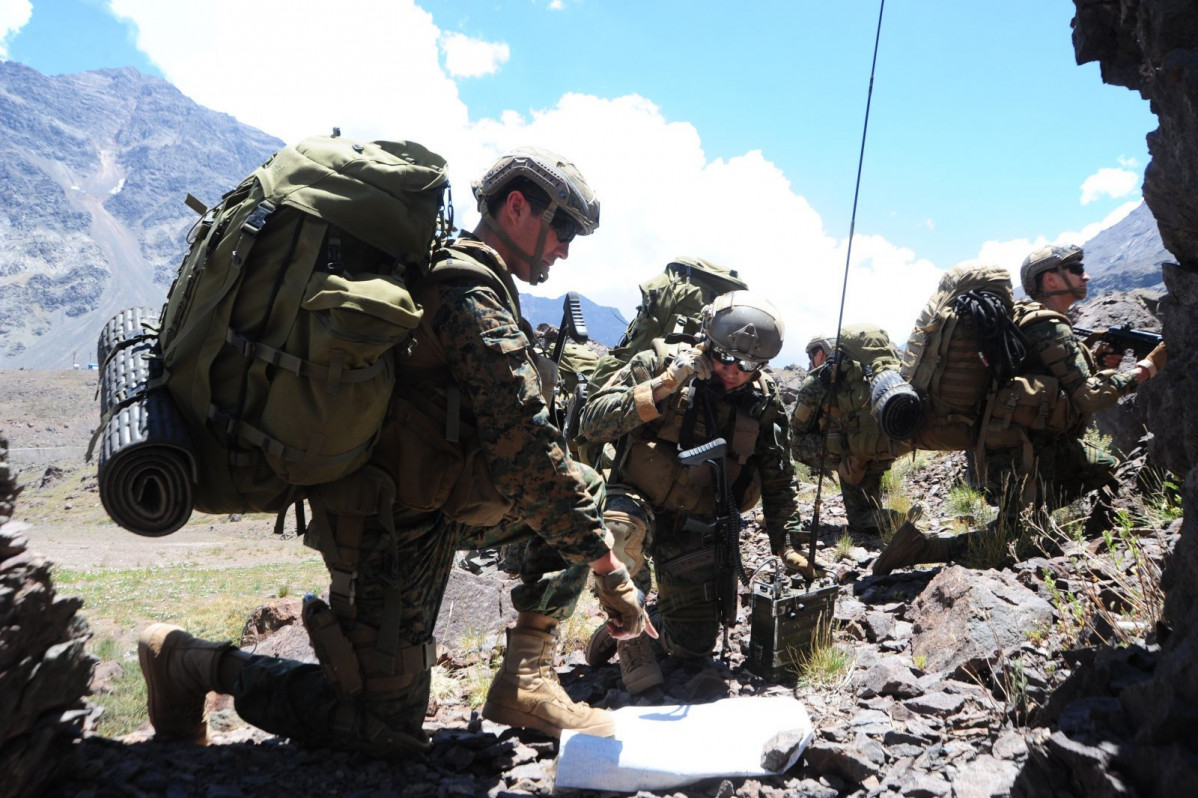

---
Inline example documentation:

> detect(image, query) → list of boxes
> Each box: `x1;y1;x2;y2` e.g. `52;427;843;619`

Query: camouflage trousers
605;489;726;660
230;464;606;756
985;433;1119;524
841;462;895;532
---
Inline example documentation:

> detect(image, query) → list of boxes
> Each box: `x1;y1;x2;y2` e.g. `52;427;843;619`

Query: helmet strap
1034;267;1085;300
479;200;559;285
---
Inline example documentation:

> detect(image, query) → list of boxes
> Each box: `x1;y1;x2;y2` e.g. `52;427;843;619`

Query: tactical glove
657;344;712;393
1137;342;1167;378
776;545;816;579
594;565;650;638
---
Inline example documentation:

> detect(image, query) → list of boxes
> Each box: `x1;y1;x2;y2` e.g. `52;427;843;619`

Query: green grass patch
54;558;326;736
793;614;852;688
54;559;328;642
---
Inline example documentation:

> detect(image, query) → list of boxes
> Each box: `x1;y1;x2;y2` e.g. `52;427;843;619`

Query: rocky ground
0;339;1180;796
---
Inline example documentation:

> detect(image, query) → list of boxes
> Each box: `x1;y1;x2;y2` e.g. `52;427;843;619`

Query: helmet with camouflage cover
1020;244;1083;297
701;291;785;367
471;147;600;285
472;147;600;236
805;334;834;362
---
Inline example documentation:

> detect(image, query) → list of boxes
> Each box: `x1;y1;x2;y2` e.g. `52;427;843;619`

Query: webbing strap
329;514;364;621
207;405;373;468
224;329;389;385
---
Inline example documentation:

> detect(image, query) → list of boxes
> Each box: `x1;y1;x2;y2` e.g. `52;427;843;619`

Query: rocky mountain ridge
0;61;282;368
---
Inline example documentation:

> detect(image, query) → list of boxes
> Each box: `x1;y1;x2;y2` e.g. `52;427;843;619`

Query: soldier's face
712;358;756;390
504;193;571;283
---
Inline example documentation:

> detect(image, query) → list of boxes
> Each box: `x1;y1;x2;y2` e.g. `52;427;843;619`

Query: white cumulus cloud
0;0;32;59
439;31;509;78
1080;167;1139;205
103;0;962;365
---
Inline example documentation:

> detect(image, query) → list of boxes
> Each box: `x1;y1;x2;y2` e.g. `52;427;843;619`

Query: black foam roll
96;388;195;537
870;370;924;442
97;306;159;370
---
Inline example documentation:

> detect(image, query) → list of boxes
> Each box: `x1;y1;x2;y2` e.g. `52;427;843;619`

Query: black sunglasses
549;210;579;244
1063;262;1086;276
711;346;764;373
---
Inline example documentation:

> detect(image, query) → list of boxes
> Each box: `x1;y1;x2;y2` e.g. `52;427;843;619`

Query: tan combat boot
482;626;615;738
871;521;955;576
616;633;663;695
138;623;235;744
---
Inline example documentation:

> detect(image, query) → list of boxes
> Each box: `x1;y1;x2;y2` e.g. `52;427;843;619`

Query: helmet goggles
710;345;766;373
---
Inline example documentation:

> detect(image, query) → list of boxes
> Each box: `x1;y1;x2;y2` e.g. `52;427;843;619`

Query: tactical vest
614;344;774;518
981;302;1082;449
377;239;550;527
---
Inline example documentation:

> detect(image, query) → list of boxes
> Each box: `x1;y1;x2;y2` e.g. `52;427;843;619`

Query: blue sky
0;0;1156;366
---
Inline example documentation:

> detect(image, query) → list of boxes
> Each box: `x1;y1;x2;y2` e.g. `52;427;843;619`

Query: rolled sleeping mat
95;308;197;536
870;369;924;442
97;306;159;371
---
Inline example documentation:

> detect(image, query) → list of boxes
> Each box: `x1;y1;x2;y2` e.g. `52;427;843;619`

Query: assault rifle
677;438;749;628
548;292;588;422
1073;324;1163;360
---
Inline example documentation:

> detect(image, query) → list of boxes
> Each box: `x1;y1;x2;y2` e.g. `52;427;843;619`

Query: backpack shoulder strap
1013;301;1069;330
424;240;522;321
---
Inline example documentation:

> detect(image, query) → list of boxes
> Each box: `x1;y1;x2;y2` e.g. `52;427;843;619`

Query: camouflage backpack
900;264;1028;452
155;134;451;514
589;257;748;391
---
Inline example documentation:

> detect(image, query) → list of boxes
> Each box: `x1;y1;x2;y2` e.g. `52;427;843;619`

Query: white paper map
555;695;814;792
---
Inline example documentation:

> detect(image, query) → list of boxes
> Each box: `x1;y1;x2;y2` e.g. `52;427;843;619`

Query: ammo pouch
388;394;514;527
983;375;1073;448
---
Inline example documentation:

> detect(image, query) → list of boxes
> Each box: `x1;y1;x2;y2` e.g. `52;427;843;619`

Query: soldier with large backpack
791;326;919;536
136;145;650;755
874;244;1168;574
576;292;809;694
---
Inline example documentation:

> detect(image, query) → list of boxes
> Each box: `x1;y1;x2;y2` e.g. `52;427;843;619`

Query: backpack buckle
241;201;277;236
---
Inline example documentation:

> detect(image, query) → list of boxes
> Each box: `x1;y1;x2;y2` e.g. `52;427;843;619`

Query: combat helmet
805;334;834;363
1020;244;1083;297
472;147;600;236
701;291;785;369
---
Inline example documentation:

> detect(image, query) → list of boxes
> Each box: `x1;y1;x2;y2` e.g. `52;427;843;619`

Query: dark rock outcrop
1025;2;1198;794
0;434;96;798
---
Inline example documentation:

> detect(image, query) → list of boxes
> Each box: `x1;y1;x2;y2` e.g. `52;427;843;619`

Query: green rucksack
157;134;450;514
900;263;1026;451
589;257;748;392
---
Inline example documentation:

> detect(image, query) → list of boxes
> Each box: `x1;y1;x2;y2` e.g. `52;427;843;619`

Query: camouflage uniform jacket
578;344;802;552
386;235;610;565
1013;299;1138;429
790;358;912;470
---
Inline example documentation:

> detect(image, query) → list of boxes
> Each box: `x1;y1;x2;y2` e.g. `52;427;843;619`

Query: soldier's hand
658;343;711;392
1136;341;1167;381
1092;340;1124;370
776;546;816;579
594;565;657;640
